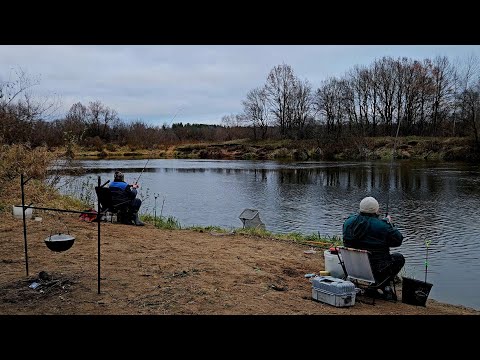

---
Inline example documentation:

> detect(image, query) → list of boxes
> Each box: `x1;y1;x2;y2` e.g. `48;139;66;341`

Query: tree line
0;69;248;150
238;55;480;149
2;55;480;152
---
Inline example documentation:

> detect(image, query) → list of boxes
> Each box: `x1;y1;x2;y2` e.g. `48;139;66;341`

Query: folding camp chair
94;186;132;224
336;246;396;305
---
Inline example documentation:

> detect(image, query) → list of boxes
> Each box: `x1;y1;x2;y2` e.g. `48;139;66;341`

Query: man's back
343;213;403;265
343;197;405;293
109;181;136;206
343;213;402;248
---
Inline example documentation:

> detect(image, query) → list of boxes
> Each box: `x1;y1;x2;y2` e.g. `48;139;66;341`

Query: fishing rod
385;117;403;217
424;240;431;284
154;193;158;227
134;159;150;186
167;107;183;126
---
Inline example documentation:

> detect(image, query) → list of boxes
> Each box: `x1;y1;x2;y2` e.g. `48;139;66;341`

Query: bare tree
221;113;245;128
368;63;379;136
265;64;296;138
100;107;118;139
373;57;398;134
314;77;344;135
451;65;461;136
64;102;88;144
338;78;356;132
456;55;480;148
0;67;60;144
349;65;372;135
0;67;39;111
429;56;455;134
402;59;426;134
83;100;118;141
86;100;103;138
242;87;270;140
393;58;407;132
291;78;314;139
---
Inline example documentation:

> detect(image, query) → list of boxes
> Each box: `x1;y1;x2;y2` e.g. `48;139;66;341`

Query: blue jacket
109;181;137;206
343;212;403;272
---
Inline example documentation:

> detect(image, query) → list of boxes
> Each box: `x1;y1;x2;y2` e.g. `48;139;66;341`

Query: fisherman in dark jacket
343;196;404;299
109;170;144;226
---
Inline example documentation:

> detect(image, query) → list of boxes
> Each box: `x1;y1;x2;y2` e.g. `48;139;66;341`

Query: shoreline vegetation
67;136;476;162
140;214;342;248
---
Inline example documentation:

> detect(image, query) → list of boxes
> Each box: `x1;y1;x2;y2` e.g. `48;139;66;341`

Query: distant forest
1;55;480;151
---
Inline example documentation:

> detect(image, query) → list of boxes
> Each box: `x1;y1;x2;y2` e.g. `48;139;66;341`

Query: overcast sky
1;45;479;126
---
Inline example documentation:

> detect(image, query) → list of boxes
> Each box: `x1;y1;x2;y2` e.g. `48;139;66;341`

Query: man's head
359;196;379;214
114;171;124;182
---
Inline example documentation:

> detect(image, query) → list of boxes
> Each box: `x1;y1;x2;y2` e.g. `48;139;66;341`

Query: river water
56;159;480;310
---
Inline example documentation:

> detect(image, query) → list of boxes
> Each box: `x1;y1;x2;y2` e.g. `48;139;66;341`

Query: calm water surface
57;159;480;310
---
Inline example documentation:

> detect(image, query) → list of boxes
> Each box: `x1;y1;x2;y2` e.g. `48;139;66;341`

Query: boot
133;213;145;226
381;285;397;301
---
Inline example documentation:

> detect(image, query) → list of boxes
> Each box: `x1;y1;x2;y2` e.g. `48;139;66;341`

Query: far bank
66;136;479;162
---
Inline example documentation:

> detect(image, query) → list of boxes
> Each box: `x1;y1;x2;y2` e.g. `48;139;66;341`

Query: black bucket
401;277;433;307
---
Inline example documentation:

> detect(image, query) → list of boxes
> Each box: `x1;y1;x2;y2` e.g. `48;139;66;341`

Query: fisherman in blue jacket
343;196;404;300
109;170;144;226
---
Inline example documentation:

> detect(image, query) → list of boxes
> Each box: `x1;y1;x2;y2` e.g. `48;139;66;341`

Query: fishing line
167;107;183;126
134;159;150;185
385;117;403;217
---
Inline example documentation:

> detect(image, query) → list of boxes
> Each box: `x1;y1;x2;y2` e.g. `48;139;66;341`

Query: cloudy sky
1;45;479;125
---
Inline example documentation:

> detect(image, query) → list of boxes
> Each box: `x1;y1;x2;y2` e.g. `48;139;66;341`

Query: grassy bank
63;136;478;162
141;214;341;249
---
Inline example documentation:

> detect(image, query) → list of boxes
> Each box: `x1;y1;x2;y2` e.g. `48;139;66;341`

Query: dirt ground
0;213;478;315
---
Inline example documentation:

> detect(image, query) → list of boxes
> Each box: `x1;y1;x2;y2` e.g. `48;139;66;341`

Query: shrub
105;143;117;152
271;147;290;159
0;144;56;183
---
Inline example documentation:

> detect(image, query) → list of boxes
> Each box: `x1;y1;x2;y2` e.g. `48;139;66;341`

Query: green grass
188;225;226;232
196;225;341;248
140;214;342;247
141;214;182;230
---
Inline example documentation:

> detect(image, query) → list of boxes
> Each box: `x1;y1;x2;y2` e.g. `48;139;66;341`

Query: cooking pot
44;233;75;252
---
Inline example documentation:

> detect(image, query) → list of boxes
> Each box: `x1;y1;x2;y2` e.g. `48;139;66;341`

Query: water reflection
57;159;480;310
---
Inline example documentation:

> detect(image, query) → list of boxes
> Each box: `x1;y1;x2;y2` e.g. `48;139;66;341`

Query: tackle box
311;275;356;307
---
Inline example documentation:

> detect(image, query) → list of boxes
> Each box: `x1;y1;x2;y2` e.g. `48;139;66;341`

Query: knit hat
114;171;124;182
359;196;379;214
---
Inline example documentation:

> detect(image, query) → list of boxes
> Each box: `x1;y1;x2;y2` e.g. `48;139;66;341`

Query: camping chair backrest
95;186;114;213
95;186;131;213
337;246;376;285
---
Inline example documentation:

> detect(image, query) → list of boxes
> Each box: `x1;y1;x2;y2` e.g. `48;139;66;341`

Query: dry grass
0;144;55;183
0;144;85;214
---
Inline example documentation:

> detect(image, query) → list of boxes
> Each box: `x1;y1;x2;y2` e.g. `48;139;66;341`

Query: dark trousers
131;198;141;213
373;253;405;288
117;198;141;224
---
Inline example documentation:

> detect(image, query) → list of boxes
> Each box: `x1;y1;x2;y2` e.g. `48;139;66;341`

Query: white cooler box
311;276;356;307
